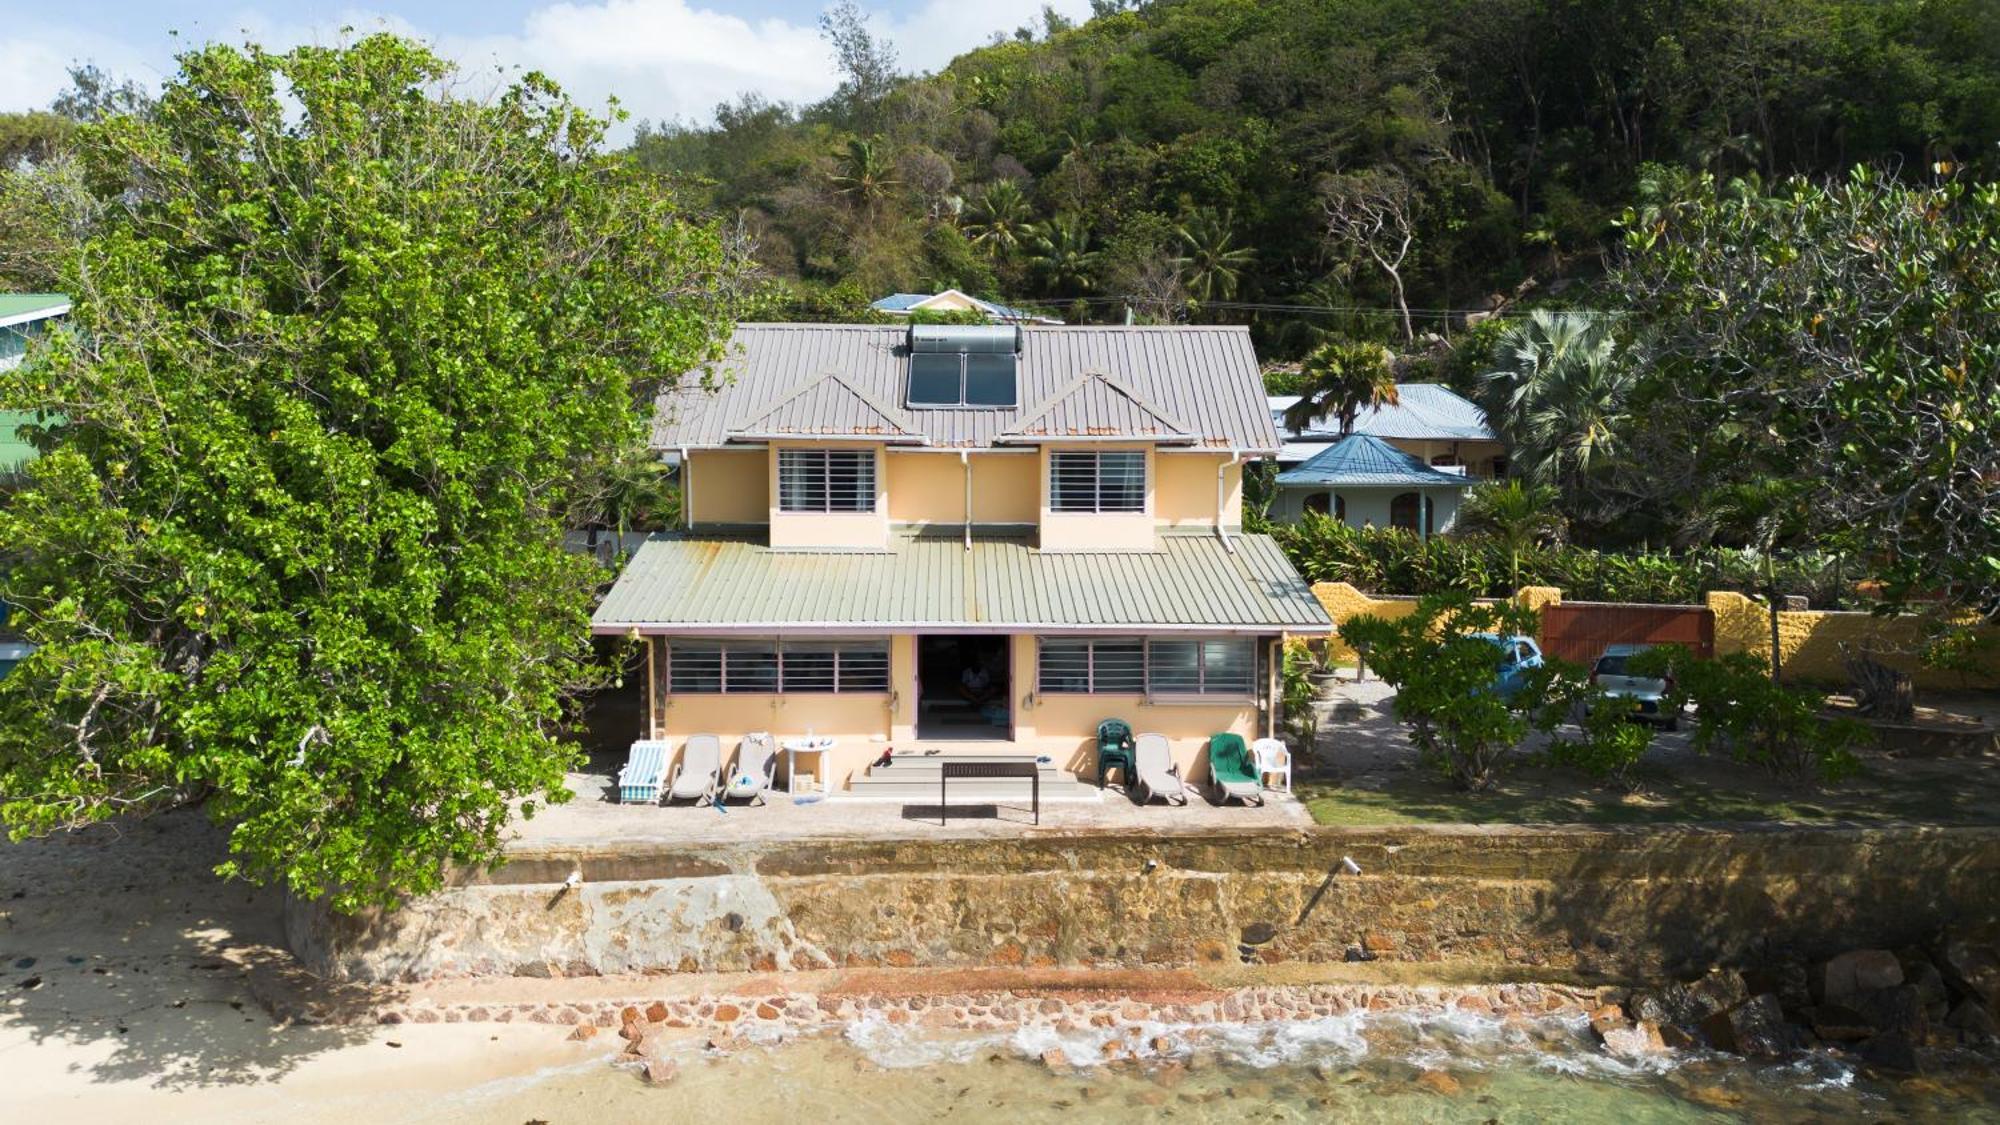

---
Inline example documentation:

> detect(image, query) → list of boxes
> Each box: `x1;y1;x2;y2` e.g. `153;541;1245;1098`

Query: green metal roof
0;294;69;328
592;530;1331;633
0;411;45;472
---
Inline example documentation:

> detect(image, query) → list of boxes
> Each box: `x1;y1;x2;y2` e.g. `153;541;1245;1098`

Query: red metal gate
1538;602;1714;666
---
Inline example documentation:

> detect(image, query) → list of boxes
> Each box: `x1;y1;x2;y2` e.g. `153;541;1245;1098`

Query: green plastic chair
1096;718;1135;789
1207;732;1265;806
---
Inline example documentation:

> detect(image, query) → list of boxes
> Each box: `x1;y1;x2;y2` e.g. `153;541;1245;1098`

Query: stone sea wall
288;825;2000;984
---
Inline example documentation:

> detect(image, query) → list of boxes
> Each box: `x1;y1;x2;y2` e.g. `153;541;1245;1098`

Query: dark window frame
906;350;1019;408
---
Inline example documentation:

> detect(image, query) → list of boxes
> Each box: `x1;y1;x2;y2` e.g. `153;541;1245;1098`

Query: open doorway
916;635;1011;740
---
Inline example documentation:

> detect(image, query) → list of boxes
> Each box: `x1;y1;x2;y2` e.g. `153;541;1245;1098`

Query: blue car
1469;633;1544;697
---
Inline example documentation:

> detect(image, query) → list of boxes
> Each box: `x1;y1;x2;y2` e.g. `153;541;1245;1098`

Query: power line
996;294;1627;320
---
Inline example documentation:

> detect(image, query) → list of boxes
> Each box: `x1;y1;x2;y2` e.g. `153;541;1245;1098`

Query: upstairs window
778;449;875;513
907;324;1020;407
1050;451;1146;513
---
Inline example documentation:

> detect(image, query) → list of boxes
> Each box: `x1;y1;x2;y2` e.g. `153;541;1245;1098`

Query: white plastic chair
1251;737;1293;794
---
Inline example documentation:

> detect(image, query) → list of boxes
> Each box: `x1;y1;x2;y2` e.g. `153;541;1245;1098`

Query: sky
0;0;1093;134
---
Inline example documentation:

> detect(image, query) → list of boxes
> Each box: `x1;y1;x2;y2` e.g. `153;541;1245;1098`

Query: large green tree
1616;168;2000;618
0;36;739;910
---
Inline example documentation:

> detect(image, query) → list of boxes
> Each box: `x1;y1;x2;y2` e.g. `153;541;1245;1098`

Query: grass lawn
1298;754;2000;827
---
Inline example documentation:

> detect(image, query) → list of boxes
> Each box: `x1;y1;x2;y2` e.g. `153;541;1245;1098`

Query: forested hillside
638;0;1999;349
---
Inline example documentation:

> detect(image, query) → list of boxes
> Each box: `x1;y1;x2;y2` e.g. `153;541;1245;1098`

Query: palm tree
829;137;899;211
1282;338;1398;436
963;180;1034;257
1478;311;1633;491
1026;212;1098;293
1459;480;1566;591
1174;207;1256;305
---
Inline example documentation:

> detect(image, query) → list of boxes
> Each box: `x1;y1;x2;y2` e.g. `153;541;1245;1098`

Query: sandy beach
0;811;615;1123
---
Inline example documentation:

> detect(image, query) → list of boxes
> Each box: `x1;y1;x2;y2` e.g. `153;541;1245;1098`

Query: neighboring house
592;322;1331;790
870;289;1063;326
1268;383;1504;477
1269;433;1479;538
0;293;68;474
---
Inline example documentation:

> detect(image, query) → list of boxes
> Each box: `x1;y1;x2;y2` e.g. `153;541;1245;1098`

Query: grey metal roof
654;324;1278;452
997;372;1195;444
1276;434;1481;489
732;372;923;442
1269;383;1496;443
591;530;1331;632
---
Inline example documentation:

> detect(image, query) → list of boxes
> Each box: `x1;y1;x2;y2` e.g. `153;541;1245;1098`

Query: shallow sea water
415;1009;2000;1123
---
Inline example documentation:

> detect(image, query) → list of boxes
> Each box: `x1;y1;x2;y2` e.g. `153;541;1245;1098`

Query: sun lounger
721;733;777;805
617;739;671;804
667;733;722;806
1132;733;1188;806
1207;733;1265;806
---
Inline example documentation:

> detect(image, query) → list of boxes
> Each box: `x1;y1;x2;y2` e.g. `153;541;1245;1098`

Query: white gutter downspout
961;450;973;551
1216;449;1242;553
678;446;691;530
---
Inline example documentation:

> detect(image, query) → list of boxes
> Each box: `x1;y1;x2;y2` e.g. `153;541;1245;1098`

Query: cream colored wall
1155;452;1242;528
644;631;1271;790
1000;633;1263;782
972;453;1039;524
767;442;888;550
885;452;964;525
883;451;1043;527
685;449;768;526
1037;443;1156;551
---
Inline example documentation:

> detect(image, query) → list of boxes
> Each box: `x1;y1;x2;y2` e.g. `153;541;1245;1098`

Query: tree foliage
1615;168;2000;618
0;36;741;910
1338;594;1576;790
634;0;2000;341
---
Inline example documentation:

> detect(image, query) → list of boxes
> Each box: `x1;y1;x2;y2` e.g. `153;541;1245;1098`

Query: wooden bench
938;760;1040;825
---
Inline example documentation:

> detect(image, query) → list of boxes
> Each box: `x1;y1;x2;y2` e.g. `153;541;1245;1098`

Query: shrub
1632;649;1864;782
1271;515;1870;608
1339;594;1578;790
1543;693;1656;790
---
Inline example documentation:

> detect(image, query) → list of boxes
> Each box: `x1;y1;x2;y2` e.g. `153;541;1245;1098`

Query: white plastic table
780;736;836;797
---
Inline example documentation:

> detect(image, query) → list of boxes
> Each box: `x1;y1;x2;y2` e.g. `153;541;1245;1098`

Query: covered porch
589;529;1331;799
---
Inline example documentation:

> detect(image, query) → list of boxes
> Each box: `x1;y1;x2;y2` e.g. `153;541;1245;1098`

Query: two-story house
590;322;1331;791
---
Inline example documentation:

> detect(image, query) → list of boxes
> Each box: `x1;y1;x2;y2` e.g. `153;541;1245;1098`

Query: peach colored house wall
882;451;1043;527
645;633;1273;790
1037;443;1156;551
767;442;888;550
685;449;768;526
1155;452;1242;528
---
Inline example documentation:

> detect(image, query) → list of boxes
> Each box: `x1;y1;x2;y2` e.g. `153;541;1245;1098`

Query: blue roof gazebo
1273;434;1479;538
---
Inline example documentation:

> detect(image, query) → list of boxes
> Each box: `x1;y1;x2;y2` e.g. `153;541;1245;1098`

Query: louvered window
667;640;888;694
778;449;875;512
1037;638;1146;694
1049;451;1145;513
1146;639;1256;696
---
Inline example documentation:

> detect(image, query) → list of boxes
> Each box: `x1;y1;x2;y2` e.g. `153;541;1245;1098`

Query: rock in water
1858;1031;1919;1074
1945;999;1997;1041
1938;941;2000;1006
1808;1003;1874;1043
1699;995;1797;1059
1850;985;1927;1037
643;1057;680;1086
1815;951;1904;1005
1600;1022;1668;1059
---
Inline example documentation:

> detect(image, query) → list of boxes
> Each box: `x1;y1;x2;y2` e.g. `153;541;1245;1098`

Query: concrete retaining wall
288;824;2000;985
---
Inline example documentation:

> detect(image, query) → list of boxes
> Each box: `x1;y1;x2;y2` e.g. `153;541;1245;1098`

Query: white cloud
0;0;1098;135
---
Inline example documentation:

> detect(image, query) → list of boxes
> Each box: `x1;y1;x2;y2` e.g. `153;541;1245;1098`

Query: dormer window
907;324;1020;408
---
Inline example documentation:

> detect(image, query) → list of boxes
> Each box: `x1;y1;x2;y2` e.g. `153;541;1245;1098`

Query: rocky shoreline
1584;938;2000;1073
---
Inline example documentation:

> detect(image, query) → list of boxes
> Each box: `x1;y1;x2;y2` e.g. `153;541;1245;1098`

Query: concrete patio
511;755;1311;846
